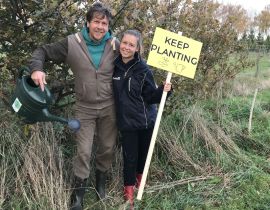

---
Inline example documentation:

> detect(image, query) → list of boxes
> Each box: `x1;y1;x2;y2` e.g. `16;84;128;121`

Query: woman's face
120;34;139;63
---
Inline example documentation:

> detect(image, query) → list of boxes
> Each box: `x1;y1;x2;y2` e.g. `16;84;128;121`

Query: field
1;52;270;209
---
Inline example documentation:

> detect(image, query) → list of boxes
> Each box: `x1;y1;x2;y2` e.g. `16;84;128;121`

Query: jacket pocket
128;75;143;99
99;82;113;99
75;82;97;102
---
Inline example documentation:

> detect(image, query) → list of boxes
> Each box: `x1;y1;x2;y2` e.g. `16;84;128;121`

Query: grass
240;52;270;75
0;119;71;209
232;53;270;97
1;52;270;209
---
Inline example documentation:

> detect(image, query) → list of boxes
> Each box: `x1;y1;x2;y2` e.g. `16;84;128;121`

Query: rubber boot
70;177;87;210
96;170;106;199
124;186;134;210
135;174;143;188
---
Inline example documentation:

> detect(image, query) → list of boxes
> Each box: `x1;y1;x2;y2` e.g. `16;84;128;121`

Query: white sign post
136;71;172;200
137;29;202;200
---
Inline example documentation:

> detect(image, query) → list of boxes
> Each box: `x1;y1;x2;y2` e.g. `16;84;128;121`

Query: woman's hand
163;82;172;92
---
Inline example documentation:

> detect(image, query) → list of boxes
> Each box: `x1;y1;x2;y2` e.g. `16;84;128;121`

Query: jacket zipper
128;78;131;92
141;73;148;128
124;60;139;78
96;71;99;96
141;96;148;128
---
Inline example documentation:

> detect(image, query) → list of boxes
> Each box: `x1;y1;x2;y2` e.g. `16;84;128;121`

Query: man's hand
31;70;47;91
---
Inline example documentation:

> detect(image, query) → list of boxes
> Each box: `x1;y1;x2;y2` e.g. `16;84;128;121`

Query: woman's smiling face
120;34;139;63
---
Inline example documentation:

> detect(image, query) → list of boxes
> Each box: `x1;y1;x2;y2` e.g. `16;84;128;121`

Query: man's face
87;14;109;42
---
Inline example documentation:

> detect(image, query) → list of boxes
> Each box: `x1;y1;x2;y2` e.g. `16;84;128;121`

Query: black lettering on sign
150;44;197;66
164;36;190;49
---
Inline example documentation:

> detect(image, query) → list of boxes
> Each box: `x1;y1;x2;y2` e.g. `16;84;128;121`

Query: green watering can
11;67;80;131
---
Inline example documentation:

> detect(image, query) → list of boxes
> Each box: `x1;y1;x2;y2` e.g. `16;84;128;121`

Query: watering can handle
18;66;53;104
18;66;30;79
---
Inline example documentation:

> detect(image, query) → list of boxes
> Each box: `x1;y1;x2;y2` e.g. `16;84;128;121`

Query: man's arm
28;38;68;91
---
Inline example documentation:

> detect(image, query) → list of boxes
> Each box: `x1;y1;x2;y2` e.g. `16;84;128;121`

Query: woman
112;29;171;207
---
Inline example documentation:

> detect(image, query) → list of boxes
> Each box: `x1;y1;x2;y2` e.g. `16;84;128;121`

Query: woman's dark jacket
113;52;165;131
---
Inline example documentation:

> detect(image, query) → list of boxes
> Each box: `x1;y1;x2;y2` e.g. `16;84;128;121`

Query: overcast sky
217;0;269;14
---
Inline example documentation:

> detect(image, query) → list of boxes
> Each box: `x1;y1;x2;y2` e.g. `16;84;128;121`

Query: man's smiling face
87;13;109;42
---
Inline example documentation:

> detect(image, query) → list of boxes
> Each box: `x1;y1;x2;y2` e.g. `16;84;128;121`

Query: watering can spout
42;109;68;124
42;109;81;131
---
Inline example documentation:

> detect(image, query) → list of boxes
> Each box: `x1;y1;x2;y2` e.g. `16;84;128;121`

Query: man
28;2;119;209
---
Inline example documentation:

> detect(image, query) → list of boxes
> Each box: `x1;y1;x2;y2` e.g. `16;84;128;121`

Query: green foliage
0;0;252;109
240;28;270;53
247;28;256;51
256;32;264;45
0;0;84;105
265;35;270;52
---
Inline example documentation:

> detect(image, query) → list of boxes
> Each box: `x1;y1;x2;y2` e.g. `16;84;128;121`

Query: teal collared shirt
82;26;111;70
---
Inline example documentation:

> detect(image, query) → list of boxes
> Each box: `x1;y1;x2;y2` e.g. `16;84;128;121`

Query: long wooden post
136;72;172;200
137;32;182;200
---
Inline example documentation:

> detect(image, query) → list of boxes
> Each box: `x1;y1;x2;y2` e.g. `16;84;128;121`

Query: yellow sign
147;27;203;79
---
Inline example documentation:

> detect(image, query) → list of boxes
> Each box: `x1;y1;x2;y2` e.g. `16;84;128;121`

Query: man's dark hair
86;2;112;25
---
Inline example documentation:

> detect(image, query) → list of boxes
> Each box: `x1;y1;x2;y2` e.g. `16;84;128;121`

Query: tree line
240;30;270;52
0;0;269;108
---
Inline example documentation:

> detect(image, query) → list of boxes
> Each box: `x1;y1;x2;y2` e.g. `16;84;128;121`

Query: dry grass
146;174;219;192
0;118;24;208
14;123;70;209
0;147;6;206
0;97;256;209
0;119;71;209
232;77;270;96
158;105;241;174
0;115;127;209
191;108;240;155
232;68;270;96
